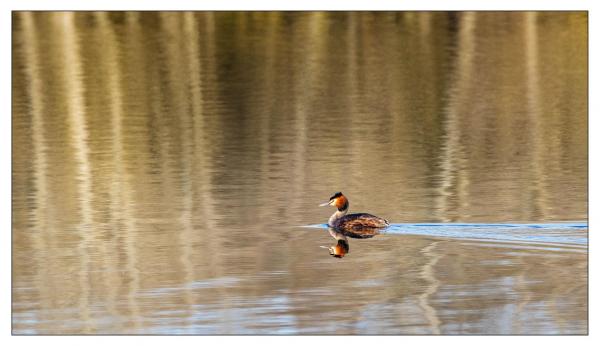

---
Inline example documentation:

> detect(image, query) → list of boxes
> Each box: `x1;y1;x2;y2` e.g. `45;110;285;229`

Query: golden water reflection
12;12;587;334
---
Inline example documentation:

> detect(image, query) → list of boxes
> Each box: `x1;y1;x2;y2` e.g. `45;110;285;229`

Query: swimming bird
319;192;389;233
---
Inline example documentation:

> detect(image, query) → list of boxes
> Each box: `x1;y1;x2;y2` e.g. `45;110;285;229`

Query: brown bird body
331;213;388;233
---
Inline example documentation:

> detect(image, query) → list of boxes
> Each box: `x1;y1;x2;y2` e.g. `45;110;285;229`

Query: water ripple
304;222;588;248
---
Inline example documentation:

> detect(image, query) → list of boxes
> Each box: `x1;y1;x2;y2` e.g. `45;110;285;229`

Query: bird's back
333;213;389;231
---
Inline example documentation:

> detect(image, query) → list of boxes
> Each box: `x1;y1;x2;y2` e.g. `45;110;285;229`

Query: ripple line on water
301;222;588;248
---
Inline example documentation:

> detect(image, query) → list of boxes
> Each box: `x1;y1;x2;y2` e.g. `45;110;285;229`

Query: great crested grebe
320;192;389;232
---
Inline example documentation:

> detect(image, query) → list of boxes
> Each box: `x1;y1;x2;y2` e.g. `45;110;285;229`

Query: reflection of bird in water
320;192;389;234
321;228;350;258
321;227;383;258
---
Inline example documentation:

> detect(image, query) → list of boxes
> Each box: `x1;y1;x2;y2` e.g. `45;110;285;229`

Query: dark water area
12;12;587;334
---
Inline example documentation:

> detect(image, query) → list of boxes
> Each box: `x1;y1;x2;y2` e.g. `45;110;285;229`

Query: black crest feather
330;192;343;200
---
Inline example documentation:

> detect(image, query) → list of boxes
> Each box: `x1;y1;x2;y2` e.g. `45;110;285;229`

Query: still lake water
12;12;587;334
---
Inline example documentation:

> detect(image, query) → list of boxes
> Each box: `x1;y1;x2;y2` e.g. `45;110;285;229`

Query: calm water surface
12;12;587;334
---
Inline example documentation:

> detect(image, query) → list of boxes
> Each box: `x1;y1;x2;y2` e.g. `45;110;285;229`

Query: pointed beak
320;245;336;256
319;201;331;207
